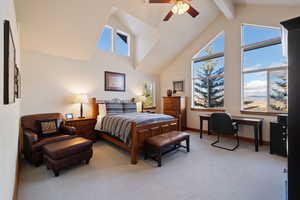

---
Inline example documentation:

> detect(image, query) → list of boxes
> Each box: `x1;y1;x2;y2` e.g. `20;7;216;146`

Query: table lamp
74;94;88;118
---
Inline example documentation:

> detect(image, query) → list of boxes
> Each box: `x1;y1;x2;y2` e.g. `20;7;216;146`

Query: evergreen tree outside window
143;82;155;108
192;33;225;109
241;24;288;113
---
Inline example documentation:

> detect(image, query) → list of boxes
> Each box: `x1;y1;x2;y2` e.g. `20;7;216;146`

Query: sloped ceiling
233;0;300;5
15;0;300;74
15;0;221;74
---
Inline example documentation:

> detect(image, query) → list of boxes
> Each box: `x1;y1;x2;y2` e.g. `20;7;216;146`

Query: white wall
160;4;300;142
21;15;160;117
0;0;21;199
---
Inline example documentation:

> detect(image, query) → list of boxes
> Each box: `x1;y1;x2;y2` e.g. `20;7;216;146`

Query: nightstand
65;118;97;142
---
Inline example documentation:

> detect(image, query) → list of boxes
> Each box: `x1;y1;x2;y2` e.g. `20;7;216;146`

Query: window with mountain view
191;33;225;109
242;25;288;113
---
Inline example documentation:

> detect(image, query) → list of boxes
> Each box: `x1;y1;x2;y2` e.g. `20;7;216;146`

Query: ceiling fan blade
187;5;199;18
163;10;174;21
149;0;171;3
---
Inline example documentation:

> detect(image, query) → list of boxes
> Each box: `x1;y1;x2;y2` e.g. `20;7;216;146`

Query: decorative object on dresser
167;89;173;97
74;93;88;118
163;96;186;131
270;114;288;157
65;117;97;142
21;113;77;166
3;20;16;105
173;80;184;93
105;71;126;92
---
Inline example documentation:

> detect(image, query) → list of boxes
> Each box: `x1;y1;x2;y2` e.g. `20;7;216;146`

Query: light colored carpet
18;133;286;200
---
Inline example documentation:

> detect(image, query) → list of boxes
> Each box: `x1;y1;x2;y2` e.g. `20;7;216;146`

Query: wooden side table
65;118;97;142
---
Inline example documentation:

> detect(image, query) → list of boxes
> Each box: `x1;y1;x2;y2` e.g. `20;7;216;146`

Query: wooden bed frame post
130;121;138;164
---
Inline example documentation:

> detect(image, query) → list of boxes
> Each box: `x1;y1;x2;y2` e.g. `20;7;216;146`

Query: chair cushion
21;113;64;133
105;103;124;115
37;119;58;138
43;137;93;160
31;134;77;152
146;131;189;148
123;103;137;113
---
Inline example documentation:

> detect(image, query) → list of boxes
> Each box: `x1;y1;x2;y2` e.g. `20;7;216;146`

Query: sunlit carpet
18;133;286;200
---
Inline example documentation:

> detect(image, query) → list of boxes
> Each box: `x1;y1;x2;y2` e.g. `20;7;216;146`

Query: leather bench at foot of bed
43;137;93;177
144;131;190;167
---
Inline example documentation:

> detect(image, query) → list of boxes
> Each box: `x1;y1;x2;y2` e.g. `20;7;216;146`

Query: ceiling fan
149;0;199;21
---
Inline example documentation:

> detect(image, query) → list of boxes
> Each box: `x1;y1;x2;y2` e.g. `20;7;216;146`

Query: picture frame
173;80;184;92
65;113;74;120
105;71;126;92
3;20;16;105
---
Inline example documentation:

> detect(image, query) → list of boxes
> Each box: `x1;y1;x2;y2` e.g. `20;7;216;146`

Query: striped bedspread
98;112;175;145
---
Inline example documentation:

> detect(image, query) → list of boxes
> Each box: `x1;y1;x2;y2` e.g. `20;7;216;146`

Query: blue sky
193;25;287;100
96;27;129;56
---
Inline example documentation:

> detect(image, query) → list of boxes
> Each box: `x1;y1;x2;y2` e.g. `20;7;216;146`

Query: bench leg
144;144;148;160
158;149;162;167
186;136;190;152
53;170;60;177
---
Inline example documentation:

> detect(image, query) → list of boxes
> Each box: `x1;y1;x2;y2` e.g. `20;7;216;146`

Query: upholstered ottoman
43;137;93;177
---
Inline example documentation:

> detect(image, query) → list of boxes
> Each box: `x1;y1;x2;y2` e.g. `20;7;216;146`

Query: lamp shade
74;94;89;104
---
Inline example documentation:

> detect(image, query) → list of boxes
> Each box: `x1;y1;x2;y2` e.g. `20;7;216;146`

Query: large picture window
191;32;225;109
241;25;288;113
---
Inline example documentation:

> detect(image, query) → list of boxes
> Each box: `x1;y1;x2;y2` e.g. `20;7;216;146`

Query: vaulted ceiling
15;0;300;74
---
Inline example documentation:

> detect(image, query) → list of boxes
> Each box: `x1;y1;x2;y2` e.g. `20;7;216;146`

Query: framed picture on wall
3;20;16;105
105;71;126;92
173;80;184;92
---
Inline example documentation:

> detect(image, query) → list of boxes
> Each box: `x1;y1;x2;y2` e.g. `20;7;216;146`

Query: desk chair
210;112;239;151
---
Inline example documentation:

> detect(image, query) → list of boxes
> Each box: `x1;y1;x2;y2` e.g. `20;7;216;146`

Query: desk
199;114;263;152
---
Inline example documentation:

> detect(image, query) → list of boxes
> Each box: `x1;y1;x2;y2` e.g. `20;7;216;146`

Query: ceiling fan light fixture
171;1;190;15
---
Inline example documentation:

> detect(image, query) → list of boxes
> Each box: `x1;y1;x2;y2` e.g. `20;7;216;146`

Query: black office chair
210;112;239;151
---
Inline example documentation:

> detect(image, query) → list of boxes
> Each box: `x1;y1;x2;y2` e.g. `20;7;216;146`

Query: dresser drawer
164;100;180;111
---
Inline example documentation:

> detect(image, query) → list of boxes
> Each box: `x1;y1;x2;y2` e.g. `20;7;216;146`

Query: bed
91;99;178;164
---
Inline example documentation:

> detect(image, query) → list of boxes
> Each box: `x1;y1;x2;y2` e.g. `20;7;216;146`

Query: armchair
21;113;77;166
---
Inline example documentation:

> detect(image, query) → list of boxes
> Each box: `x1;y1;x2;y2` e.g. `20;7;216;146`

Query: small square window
97;26;113;52
116;31;129;56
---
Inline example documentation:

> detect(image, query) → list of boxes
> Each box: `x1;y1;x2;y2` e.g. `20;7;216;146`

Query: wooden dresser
65;118;97;141
163;96;186;131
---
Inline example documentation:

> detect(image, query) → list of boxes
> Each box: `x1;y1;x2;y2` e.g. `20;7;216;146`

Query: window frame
115;29;130;57
191;32;225;111
240;24;288;114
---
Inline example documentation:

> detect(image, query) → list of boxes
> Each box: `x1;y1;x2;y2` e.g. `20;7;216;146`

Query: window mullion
267;70;270;112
